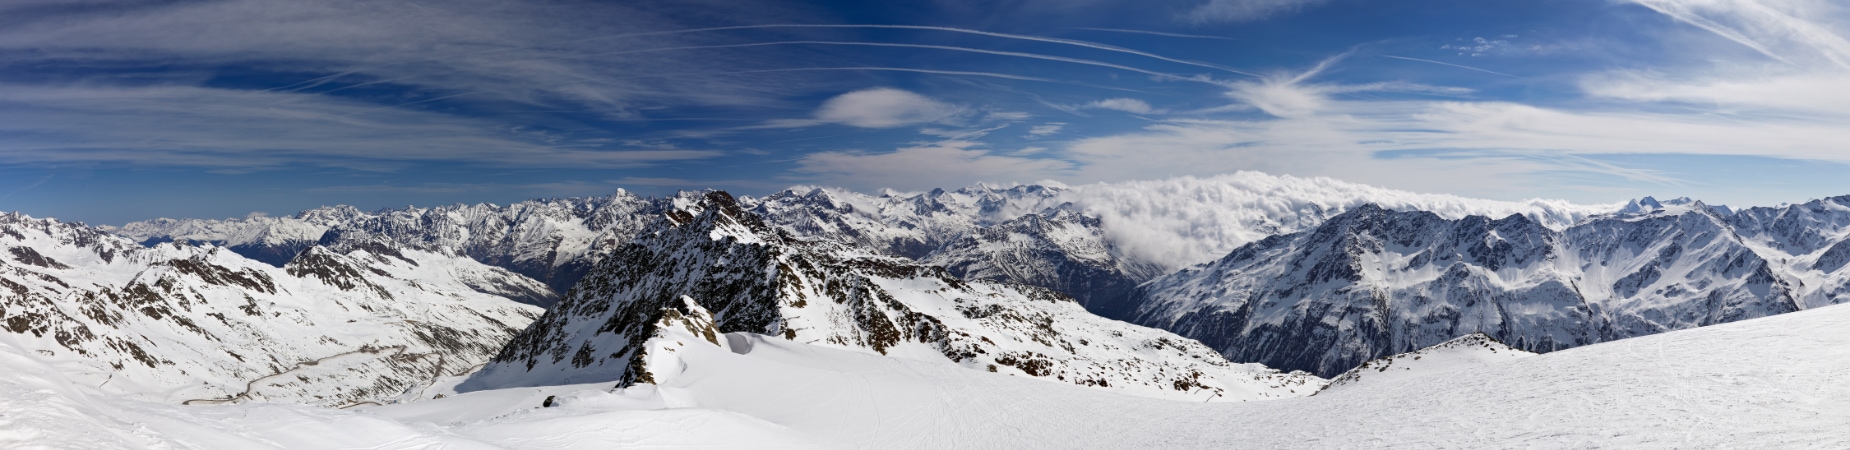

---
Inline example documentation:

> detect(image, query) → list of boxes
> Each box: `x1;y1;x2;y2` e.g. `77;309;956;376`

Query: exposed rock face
463;192;1323;402
0;212;544;406
1126;204;1804;378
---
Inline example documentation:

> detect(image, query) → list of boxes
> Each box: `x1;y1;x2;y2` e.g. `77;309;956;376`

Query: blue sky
4;0;1850;224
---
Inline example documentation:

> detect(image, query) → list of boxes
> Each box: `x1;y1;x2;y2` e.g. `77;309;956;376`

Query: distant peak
1615;195;1724;217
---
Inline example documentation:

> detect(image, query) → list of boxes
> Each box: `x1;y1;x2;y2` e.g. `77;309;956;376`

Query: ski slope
9;301;1850;449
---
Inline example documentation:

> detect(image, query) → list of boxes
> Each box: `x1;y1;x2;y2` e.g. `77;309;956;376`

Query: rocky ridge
461;192;1324;401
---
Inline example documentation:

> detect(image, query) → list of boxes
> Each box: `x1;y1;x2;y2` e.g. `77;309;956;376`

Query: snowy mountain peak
1614;196;1730;219
625;295;728;387
463;191;1324;401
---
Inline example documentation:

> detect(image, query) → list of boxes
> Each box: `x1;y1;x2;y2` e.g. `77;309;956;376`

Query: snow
1318;333;1536;393
0;214;546;407
7;297;1850;448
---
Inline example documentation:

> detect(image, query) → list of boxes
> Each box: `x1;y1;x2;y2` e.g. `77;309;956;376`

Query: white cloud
1042;50;1850;200
1222;60;1472;119
1181;0;1331;24
813;88;962;128
1058;90;1850;194
1582;71;1850;119
1029;123;1066;136
1059;172;1613;270
984;111;1032;121
1080;98;1159;114
791;141;1071;191
1631;0;1850;69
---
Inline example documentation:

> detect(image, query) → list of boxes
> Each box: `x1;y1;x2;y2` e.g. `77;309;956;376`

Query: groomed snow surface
8;301;1850;449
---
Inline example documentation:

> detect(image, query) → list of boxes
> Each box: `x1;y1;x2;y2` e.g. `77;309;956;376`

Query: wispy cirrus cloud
0;0;825;114
0;84;722;170
1080;98;1161;114
1576;1;1850;127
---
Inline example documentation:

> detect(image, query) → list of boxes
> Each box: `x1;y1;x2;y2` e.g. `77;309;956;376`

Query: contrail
347;91;480;115
574;41;1208;82
570;24;1258;77
0;175;53;201
264;24;1217;97
267;74;428;107
605;66;1150;92
310;75;426;95
1290;50;1354;84
262;70;361;93
612;66;1055;82
1073;28;1239;41
772;134;847;143
1381;55;1519;78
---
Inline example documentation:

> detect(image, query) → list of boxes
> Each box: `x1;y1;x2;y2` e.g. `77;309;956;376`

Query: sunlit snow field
7;301;1849;449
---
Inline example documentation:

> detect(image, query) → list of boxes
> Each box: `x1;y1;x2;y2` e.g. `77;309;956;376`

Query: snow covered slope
462;191;1321;402
388;300;1849;449
1126;203;1806;377
11;296;1850;448
0;212;545;406
1317;333;1534;394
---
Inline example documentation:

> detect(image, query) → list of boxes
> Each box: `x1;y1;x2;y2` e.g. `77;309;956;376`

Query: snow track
182;345;408;406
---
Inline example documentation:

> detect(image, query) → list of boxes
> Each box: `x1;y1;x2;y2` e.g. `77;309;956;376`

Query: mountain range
14;172;1850;410
1127;196;1850;376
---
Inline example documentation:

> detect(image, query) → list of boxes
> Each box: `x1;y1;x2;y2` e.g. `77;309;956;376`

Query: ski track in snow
182;345;409;406
6;301;1849;449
